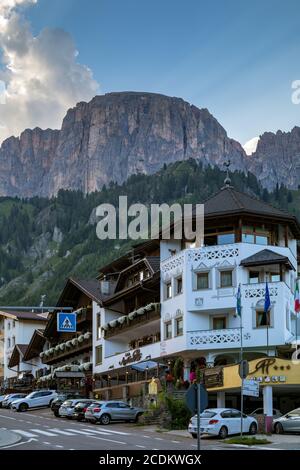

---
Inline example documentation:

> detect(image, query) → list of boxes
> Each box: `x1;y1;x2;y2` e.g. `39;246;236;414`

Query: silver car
59;399;93;419
1;393;27;408
273;408;300;434
84;400;144;425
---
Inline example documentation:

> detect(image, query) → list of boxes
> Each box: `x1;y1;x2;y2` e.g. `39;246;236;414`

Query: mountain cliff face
0;92;247;197
245;127;300;190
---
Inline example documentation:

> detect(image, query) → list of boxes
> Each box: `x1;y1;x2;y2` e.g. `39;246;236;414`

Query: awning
131;360;167;372
54;371;85;378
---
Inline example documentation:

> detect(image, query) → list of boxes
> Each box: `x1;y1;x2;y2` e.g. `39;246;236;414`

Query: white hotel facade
92;181;300;418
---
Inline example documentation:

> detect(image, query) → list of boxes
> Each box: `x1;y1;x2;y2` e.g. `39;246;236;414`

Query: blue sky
2;0;300;145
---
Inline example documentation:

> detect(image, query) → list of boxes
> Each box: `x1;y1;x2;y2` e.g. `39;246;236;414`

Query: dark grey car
273;408;300;434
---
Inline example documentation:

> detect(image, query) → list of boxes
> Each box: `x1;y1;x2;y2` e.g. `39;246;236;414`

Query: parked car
84;400;144;425
273;408;300;434
73;400;98;421
11;390;58;412
188;408;258;439
250;408;282;420
1;393;27;409
0;395;8;408
51;393;85;417
59;399;94;419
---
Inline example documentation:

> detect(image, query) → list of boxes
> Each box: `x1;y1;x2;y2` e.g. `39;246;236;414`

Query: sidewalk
0;429;22;448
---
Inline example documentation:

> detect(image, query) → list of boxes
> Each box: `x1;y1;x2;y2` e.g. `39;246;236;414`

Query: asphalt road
0;407;205;451
1;408;300;451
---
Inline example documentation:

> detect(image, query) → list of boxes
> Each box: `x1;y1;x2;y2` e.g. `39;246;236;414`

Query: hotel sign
119;349;142;366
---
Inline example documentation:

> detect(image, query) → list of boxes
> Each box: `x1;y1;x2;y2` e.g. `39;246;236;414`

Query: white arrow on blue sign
57;312;77;332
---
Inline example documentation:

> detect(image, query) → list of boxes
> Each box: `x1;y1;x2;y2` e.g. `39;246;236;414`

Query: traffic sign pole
197;383;201;451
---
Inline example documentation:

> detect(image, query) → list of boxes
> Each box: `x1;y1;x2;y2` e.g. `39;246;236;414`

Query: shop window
175;317;183;336
196;272;209;290
95;345;103;365
164;321;172;340
220;270;233;288
96;314;102;340
175;277;183;295
213;316;226;330
256;309;270;327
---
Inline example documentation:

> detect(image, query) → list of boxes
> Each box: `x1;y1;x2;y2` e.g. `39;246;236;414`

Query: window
256;235;268;245
220;270;233;288
256;309;270;327
7;322;11;330
270;272;280;282
95;345;103;365
213;316;226;329
217;233;235;245
242;225;270;245
7;338;11;348
242;233;255;244
249;271;260;284
175;317;183;336
164;321;172;340
12;320;16;328
12;336;15;347
96;314;101;340
196;272;209;290
165;282;172;299
176;277;183;295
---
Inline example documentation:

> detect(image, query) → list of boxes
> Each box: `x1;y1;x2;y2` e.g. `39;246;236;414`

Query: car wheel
18;403;28;412
249;422;257;435
191;433;197;439
48;399;54;408
275;423;284;434
218;426;228;439
100;414;110;425
134;413;143;423
54;411;60;417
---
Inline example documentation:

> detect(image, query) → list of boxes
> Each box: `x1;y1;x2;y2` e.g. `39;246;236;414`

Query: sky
0;0;300;151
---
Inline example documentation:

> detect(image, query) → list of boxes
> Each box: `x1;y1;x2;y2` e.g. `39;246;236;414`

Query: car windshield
200;410;217;418
25;392;38;399
63;400;73;406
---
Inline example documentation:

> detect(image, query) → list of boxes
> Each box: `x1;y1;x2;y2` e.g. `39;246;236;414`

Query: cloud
243;136;259;155
0;0;99;143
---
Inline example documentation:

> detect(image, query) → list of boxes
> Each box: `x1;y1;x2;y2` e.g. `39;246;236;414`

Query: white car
188;408;258;439
11;390;58;412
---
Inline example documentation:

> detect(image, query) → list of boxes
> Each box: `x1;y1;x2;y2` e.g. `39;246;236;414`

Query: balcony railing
188;328;241;349
41;332;92;364
103;303;160;339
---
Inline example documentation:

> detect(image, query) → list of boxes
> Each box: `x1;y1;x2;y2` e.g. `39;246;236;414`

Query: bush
164;394;192;430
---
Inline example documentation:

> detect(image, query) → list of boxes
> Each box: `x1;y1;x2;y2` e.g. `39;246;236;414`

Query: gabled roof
23;329;46;361
56;277;106;307
240;249;294;270
8;344;28;368
0;310;48;322
204;186;295;220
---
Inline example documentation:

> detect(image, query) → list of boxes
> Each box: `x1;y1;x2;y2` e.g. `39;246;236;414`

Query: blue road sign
186;384;208;414
57;312;77;332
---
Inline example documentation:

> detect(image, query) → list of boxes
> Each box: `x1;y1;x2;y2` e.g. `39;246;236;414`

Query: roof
198;185;300;237
8;344;28;368
56;277;106;307
23;329;46;361
0;310;48;322
240;249;295;270
145;256;160;273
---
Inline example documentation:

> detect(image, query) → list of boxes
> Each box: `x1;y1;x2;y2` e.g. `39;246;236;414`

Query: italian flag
295;280;300;313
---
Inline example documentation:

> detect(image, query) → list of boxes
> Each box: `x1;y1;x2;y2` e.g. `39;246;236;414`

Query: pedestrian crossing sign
57;312;77;332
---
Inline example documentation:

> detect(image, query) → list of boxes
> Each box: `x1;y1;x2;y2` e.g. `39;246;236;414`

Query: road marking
155;437;164;441
43;442;51;445
136;445;146;448
55;445;64;448
12;430;38;438
0;414;17;420
1;438;38;449
30;429;58;436
171;440;180;443
65;428;95;435
50;429;77;436
93;428;131;436
89;435;127;445
143;435;151;439
80;429;112;436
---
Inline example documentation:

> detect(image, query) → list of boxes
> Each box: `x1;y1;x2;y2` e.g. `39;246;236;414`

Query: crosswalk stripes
11;426;132;439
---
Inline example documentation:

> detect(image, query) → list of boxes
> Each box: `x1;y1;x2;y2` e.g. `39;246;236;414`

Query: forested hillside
0;160;298;306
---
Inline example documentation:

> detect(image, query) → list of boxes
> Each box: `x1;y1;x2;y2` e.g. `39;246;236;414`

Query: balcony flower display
78;334;85;343
72;338;78;346
84;332;91;340
59;343;65;351
66;340;73;348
